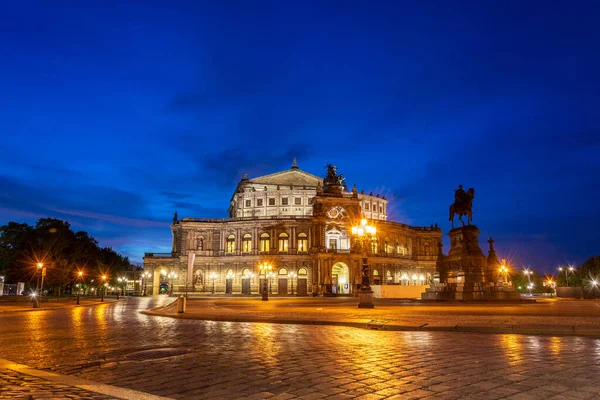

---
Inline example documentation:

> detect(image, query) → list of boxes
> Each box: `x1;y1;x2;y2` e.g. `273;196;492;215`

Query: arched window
278;233;289;252
225;269;234;279
197;236;204;250
241;268;250;278
298;268;308;276
373;269;380;285
242;234;252;253
279;268;288;275
386;270;393;283
260;233;270;252
371;237;378;254
226;234;235;253
297;233;308;252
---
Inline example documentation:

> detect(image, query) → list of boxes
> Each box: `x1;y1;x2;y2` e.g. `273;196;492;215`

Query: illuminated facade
143;160;441;295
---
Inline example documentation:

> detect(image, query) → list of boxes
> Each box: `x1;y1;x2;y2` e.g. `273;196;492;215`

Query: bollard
177;295;186;313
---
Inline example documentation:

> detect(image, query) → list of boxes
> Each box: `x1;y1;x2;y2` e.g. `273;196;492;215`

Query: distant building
143;160;441;296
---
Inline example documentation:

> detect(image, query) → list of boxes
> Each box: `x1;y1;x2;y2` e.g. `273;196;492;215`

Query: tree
0;218;135;296
0;222;36;283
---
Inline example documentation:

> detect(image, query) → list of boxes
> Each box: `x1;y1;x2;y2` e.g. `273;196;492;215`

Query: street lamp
141;271;151;296
558;266;574;287
258;262;272;301
523;268;532;288
499;265;508;284
209;272;217;294
289;272;297;295
351;218;377;309
101;275;107;302
167;272;178;295
76;271;83;305
267;271;275;294
527;283;534;296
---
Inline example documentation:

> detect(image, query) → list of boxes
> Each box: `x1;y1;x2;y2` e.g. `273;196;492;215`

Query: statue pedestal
422;225;521;302
358;289;374;308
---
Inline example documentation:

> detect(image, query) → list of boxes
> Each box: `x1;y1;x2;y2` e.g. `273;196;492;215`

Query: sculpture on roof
324;164;346;186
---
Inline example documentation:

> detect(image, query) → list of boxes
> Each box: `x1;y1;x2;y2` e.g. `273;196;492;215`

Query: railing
144;252;175;258
180;216;312;223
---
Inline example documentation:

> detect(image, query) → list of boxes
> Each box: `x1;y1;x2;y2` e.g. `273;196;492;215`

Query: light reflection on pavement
0;297;599;399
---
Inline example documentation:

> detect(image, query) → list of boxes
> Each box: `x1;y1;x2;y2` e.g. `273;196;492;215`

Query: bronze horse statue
449;188;475;228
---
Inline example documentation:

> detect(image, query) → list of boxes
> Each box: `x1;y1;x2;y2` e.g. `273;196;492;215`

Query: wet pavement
0;297;599;399
148;297;600;336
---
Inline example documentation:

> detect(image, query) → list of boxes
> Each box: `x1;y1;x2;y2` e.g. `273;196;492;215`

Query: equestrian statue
449;185;475;228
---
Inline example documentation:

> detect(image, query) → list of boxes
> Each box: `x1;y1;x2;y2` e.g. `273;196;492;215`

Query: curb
141;310;600;337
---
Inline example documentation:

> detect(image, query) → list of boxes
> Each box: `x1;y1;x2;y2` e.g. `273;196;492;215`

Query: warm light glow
209;272;217;280
412;274;418;280
361;219;367;227
401;273;408;280
161;269;167;276
593;280;598;286
37;263;43;269
569;266;574;271
419;275;425;281
102;275;107;280
351;226;357;235
78;271;83;277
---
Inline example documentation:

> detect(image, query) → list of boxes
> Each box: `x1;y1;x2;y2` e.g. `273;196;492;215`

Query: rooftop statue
323;164;346;188
449;185;475;228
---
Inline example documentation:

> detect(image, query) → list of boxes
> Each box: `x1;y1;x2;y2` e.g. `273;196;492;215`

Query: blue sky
1;1;598;271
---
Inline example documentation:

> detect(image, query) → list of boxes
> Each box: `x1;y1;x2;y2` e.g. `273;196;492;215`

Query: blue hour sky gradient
1;1;598;271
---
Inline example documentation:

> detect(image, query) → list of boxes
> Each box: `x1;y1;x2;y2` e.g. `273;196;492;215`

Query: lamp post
527;283;534;296
101;275;107;302
289;272;297;295
142;271;150;296
167;272;178;295
499;265;508;284
558;266;574;287
32;262;43;308
259;262;272;301
267;271;275;294
76;271;83;305
209;272;216;294
351;218;377;309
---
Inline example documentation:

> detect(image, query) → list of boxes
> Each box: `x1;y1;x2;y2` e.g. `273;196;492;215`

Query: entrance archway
332;262;350;295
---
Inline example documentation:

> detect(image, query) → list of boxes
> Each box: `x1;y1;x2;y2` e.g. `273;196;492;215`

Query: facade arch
332;262;350;294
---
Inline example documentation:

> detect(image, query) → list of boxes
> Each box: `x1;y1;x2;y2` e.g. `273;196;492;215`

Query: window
308;197;314;205
279;268;288;275
241;268;250;278
226;234;235;253
260;233;270;252
281;198;288;206
365;204;370;211
297;233;308;252
257;199;263;207
380;206;383;213
268;198;275;206
245;200;251;207
294;197;302;205
298;268;308;276
371;239;378;254
278;233;289;252
242;234;252;253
